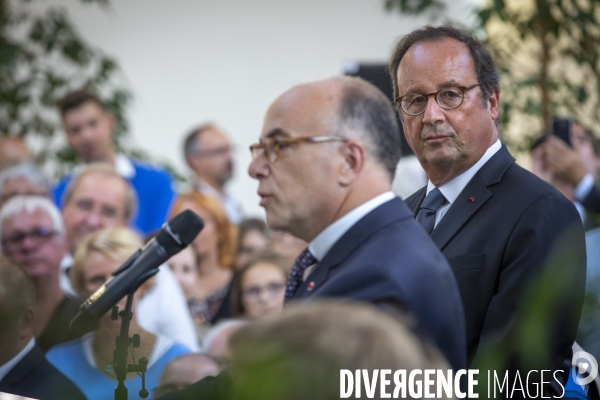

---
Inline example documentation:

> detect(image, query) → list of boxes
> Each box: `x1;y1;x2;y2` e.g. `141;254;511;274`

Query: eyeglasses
193;145;234;158
395;83;482;116
242;282;285;301
1;227;57;251
249;136;348;162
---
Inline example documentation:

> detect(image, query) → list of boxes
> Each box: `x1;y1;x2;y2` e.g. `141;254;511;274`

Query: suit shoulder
499;162;574;205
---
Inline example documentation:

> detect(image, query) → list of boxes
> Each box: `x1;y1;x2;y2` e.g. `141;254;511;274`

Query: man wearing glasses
0;195;89;352
157;76;466;400
247;76;466;371
183;124;243;224
389;25;586;384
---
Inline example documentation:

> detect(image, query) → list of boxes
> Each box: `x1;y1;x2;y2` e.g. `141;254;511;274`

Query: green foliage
0;0;183;181
0;0;130;176
384;0;446;18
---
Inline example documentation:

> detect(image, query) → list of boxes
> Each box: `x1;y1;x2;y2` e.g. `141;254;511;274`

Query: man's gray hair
332;76;402;180
0;162;50;198
0;195;65;253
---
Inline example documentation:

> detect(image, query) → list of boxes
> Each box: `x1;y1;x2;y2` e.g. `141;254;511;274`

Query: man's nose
421;96;446;126
85;209;105;229
248;155;270;180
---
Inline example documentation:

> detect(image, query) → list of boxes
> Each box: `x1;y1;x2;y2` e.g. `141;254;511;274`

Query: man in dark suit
0;256;86;400
388;25;586;375
156;76;466;400
247;76;466;370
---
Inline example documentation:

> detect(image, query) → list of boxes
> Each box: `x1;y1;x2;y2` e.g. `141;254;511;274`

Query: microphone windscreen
170;209;204;245
155;209;204;255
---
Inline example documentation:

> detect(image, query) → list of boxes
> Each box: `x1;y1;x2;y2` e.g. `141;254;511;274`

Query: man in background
0;162;50;207
390;25;585;384
183;124;243;224
0;196;86;352
0;256;86;399
0;136;30;171
54;89;176;235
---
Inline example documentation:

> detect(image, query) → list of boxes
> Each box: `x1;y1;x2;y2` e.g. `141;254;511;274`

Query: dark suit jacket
291;197;467;371
0;344;86;400
405;145;587;369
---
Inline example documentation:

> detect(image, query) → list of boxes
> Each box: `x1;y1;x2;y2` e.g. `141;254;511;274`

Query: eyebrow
403;80;465;95
264;128;290;139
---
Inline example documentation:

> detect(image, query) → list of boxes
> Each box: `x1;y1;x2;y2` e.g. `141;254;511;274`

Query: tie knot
296;248;317;267
421;188;446;212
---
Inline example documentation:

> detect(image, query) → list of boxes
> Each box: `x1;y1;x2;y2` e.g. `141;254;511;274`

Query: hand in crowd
539;135;588;187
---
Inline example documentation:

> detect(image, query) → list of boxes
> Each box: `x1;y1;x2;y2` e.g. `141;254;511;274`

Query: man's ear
338;140;365;186
488;87;500;121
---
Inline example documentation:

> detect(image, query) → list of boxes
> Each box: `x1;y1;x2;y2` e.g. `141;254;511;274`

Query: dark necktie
285;248;317;299
416;188;446;234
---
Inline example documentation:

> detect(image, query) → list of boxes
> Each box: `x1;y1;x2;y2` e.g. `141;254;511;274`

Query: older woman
46;228;191;400
170;192;237;333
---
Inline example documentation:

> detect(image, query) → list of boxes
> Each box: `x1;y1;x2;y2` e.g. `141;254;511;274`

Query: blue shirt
47;335;190;400
53;157;176;235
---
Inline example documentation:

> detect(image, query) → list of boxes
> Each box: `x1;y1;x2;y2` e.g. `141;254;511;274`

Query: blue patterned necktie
285;248;318;299
416;188;446;234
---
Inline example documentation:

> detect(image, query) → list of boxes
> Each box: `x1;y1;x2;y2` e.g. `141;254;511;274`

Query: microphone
70;209;204;331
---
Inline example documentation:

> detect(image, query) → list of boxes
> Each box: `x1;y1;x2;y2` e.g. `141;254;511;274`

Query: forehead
242;262;284;282
71;173;128;205
198;129;230;148
262;84;339;138
84;250;119;277
64;101;104;119
4;209;53;231
397;39;476;92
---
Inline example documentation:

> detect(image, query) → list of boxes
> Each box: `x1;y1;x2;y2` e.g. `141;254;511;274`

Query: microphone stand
113;269;159;400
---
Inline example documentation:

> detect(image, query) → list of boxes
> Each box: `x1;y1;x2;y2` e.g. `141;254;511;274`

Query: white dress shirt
195;180;244;224
0;338;35;382
303;191;396;279
426;140;502;228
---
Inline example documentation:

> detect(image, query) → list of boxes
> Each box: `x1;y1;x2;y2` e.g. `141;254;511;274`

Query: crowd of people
0;24;599;400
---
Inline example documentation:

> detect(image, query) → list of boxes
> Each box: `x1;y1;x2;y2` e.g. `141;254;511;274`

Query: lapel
293;197;413;298
0;344;41;389
405;187;427;216
430;145;515;250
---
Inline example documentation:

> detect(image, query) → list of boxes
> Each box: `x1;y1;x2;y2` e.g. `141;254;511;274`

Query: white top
0;338;35;382
59;257;199;352
196;180;244;224
575;173;595;202
303;191;396;280
426;140;502;228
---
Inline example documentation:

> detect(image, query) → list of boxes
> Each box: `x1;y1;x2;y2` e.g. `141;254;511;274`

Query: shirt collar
0;337;35;382
308;191;396;261
114;154;136;179
427;139;502;204
72;154;136;179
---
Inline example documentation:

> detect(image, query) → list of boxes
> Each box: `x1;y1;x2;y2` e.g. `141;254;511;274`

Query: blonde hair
170;191;237;269
70;227;150;298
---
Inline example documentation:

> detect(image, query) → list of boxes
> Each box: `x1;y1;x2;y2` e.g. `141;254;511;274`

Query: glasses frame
1;227;58;251
395;83;482;116
249;136;348;162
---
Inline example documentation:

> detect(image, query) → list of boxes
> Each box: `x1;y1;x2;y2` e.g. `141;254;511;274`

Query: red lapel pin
469;197;475;202
307;282;315;291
